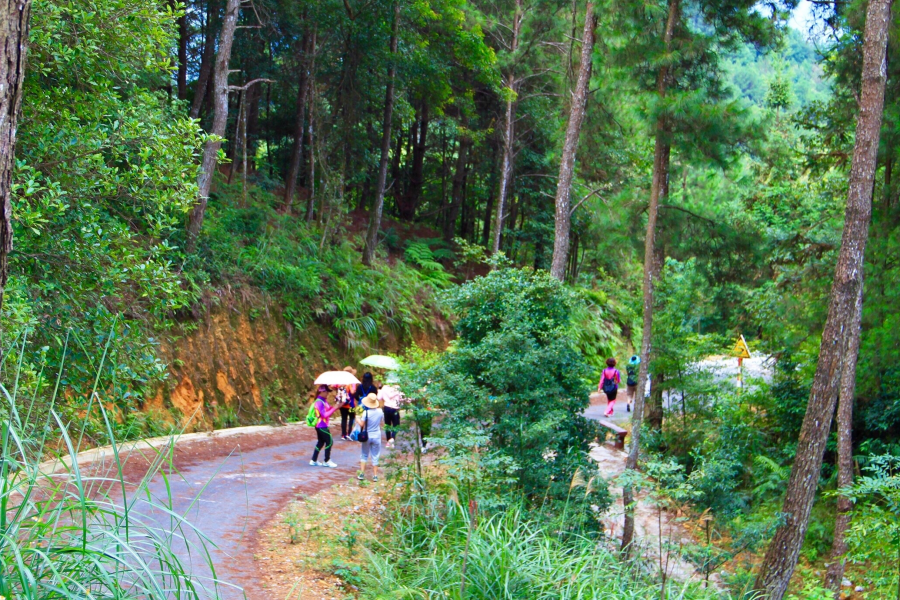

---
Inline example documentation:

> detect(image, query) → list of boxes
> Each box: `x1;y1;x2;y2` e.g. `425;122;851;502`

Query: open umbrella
314;371;361;386
359;355;401;371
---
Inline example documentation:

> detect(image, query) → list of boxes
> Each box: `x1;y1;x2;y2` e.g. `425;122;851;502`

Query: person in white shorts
355;393;384;481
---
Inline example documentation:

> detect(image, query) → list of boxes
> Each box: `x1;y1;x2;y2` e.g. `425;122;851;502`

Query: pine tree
754;0;893;595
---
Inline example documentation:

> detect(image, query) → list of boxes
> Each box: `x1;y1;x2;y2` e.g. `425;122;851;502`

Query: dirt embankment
146;299;452;431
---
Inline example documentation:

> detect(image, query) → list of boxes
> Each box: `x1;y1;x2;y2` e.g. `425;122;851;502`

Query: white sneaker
322;461;338;468
310;460;321;467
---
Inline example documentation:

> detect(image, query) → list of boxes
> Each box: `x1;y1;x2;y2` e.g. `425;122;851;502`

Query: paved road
128;358;773;599
127;424;369;600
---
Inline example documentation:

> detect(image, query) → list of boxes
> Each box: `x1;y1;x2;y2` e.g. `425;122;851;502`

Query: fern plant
404;239;454;288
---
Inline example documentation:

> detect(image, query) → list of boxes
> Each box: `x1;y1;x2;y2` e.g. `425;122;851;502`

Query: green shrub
398;267;609;530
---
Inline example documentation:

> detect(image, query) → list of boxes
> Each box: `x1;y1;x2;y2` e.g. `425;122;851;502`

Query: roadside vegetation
0;0;899;597
0;337;215;598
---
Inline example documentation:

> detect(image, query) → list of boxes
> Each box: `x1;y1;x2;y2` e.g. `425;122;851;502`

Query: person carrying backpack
599;358;621;418
309;385;339;468
358;372;378;402
625;355;640;413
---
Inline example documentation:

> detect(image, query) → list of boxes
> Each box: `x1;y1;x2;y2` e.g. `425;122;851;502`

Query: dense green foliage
398;268;609;530
2;0;900;594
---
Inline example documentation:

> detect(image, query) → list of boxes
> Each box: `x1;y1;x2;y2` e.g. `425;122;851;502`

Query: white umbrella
359;355;401;370
314;371;361;386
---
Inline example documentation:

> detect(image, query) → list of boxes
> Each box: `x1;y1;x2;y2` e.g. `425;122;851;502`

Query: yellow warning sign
732;335;751;359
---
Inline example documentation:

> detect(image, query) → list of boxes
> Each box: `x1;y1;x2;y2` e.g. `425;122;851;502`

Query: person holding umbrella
310;385;339;468
338;366;359;441
378;377;403;448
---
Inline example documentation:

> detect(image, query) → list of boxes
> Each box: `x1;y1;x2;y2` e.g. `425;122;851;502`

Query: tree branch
228;78;275;91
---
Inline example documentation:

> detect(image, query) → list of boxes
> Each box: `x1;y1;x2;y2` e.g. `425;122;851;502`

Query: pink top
378;385;404;409
601;368;620;385
314;398;339;428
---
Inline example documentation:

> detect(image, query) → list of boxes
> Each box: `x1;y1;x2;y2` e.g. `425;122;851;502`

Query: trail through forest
94;405;708;599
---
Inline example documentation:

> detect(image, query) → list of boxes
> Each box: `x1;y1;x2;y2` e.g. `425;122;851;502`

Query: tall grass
362;487;724;600
0;333;220;599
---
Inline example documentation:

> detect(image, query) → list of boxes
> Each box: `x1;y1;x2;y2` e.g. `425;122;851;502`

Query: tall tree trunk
190;0;219;120
390;127;404;203
177;1;188;100
753;0;891;596
0;0;33;314
227;88;243;184
824;286;863;594
398;101;429;221
362;0;400;266
443;127;471;242
283;28;314;209
622;0;678;555
482;140;500;247
646;370;665;429
492;0;522;255
306;85;316;221
246;81;260;153
186;0;240;253
550;0;596;280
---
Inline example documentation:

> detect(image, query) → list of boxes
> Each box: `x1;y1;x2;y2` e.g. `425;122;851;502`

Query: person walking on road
379;382;403;448
625;355;640;413
310;385;339;468
338;366;359;441
358;372;378;403
599;358;621;418
356;393;384;481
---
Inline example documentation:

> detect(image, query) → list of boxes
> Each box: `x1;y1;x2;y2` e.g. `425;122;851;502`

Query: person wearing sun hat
625;355;640;413
354;393;384;481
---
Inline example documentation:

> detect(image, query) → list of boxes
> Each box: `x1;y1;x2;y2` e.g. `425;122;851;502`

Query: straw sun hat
362;393;379;409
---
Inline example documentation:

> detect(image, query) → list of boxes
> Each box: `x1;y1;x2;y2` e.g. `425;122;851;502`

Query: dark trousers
384;407;400;440
340;407;355;437
312;427;332;462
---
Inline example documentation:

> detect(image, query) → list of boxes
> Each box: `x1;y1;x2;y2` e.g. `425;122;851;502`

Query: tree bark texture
824;285;863;594
362;0;400;266
550;1;596;281
177;1;188;100
397;101;429;221
622;0;678;555
0;0;32;314
492;0;522;255
283;28;315;209
753;0;891;596
443;127;471;242
306;81;316;221
190;0;219;119
186;0;240;253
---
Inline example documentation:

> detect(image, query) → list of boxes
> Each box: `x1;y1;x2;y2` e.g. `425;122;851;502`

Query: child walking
599;358;621;418
310;385;339;468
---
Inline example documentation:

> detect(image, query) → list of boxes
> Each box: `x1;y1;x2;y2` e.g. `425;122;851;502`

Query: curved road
128;424;366;599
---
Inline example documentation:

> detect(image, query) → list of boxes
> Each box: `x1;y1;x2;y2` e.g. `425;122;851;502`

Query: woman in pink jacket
599;358;621;418
310;385;340;467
